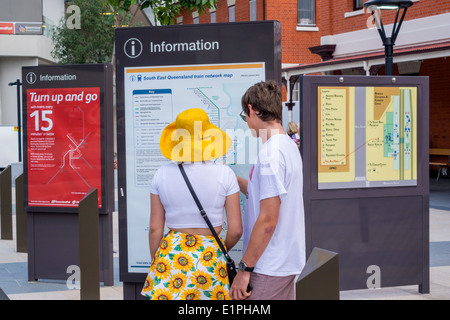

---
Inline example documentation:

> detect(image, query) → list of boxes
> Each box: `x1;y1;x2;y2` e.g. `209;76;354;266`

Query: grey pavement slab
1;177;450;300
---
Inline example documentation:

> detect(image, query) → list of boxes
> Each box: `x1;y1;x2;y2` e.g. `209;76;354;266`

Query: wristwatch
238;260;254;272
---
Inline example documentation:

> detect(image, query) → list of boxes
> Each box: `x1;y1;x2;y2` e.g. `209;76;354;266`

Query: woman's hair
241;80;282;123
287;121;298;135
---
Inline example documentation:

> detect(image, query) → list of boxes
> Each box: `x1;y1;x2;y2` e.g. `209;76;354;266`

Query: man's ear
248;104;255;115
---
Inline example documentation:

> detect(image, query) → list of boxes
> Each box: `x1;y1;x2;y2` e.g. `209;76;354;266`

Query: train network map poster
26;87;102;207
318;86;417;189
124;62;265;273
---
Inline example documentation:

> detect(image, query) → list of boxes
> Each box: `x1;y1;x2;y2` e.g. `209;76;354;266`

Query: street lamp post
364;0;414;75
8;79;22;162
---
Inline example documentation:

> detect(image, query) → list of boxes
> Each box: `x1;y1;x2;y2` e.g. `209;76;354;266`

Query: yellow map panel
318;87;355;183
366;87;417;181
318;86;417;187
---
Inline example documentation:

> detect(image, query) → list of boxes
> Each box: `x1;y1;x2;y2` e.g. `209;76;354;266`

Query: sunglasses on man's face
240;110;247;122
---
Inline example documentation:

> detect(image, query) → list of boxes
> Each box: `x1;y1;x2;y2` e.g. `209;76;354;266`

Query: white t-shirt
150;161;240;229
243;134;306;276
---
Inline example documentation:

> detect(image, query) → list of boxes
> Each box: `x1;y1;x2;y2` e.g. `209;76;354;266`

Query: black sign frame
22;64;114;215
21;64;115;285
300;75;430;292
115;21;282;296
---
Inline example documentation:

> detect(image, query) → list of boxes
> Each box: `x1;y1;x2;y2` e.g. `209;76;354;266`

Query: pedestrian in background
287;121;300;150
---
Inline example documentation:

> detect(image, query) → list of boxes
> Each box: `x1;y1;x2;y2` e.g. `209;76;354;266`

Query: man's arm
229;196;280;300
236;176;248;195
149;194;165;260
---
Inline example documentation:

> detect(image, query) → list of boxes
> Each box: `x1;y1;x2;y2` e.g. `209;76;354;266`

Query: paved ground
1;174;449;300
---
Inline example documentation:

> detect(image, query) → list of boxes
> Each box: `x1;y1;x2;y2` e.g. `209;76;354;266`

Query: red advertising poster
26;87;102;208
0;22;14;34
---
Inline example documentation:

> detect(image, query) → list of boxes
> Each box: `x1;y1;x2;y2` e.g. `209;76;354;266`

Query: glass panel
229;5;235;22
298;0;315;25
354;0;364;10
250;0;257;21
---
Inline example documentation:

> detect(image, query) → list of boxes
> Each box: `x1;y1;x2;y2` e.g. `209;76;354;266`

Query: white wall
0;57;38;125
0;35;54;61
0;0;65;125
321;12;450;58
43;0;66;25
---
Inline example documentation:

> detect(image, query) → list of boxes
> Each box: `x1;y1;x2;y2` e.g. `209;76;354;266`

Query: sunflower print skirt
141;230;230;300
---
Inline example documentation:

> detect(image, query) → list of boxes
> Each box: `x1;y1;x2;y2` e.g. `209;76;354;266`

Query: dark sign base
27;211;114;286
123;282;148;300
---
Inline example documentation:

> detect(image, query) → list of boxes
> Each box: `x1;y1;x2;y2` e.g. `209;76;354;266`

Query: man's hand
230;271;252;300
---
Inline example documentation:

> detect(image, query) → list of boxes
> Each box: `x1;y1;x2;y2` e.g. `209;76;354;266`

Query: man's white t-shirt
243;133;306;277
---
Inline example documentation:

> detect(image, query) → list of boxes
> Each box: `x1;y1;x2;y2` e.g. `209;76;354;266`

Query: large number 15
30;110;53;132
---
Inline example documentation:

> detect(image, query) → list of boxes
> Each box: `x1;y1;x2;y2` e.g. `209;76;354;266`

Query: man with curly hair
230;81;306;300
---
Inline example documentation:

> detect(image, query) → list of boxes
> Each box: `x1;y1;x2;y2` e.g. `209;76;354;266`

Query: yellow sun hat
160;108;232;162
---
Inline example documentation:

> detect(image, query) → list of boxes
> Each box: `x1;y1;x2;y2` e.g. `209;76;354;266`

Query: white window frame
298;0;316;26
229;5;235;22
250;0;257;21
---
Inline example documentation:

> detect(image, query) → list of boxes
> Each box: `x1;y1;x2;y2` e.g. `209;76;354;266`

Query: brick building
178;0;450;150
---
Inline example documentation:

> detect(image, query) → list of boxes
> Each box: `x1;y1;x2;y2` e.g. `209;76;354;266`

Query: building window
229;5;235;22
192;10;199;24
353;0;364;10
292;82;300;102
250;0;257;21
210;11;216;23
298;0;315;26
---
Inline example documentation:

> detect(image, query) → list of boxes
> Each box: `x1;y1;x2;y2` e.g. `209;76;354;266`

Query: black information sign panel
22;64;114;284
115;21;281;298
22;64;114;214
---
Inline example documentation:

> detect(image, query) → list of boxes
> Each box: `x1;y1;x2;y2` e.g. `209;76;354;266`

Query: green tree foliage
52;0;217;64
52;0;116;64
104;0;217;26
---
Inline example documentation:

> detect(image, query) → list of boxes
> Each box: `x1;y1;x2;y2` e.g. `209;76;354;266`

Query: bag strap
178;163;232;262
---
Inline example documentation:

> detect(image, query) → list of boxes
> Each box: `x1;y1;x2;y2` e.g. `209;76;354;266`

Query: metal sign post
0;165;12;240
78;188;100;300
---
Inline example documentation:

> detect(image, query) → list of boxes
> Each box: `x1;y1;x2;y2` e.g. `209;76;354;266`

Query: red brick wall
324;0;450;36
422;57;450;148
178;0;322;65
180;0;264;24
179;0;450;65
178;1;450;147
266;0;321;64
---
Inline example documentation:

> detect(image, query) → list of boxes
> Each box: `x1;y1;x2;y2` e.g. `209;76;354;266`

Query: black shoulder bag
178;163;237;285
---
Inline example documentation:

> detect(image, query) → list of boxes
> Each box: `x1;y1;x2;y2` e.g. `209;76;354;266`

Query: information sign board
301;75;429;292
115;21;281;286
22;65;113;213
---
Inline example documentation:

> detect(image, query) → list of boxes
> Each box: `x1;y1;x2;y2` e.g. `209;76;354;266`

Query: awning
282;40;450;77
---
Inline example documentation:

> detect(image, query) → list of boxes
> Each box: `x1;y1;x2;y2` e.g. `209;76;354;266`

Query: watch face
239;261;253;271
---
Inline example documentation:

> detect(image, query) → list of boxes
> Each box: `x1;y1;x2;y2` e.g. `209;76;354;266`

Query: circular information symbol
26;72;37;84
124;38;143;59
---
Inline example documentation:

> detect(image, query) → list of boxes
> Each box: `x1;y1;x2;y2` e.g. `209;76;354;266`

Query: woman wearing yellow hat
141;108;243;300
